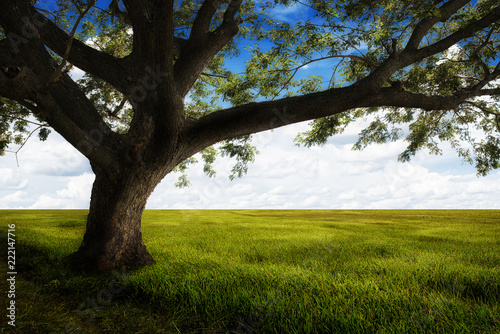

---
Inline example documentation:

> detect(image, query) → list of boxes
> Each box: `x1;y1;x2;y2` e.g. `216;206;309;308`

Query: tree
1;0;499;271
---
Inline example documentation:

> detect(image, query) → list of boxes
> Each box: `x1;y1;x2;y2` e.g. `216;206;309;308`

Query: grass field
1;210;499;333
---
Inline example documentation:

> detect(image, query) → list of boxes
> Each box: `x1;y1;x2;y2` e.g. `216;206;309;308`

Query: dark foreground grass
1;210;499;333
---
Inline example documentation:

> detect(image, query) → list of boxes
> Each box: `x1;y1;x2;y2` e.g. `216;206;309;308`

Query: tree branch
109;0;131;25
45;0;96;90
413;6;500;63
180;81;493;159
32;7;133;93
474;89;500;96
107;96;128;118
0;4;122;170
2;114;47;127
174;0;243;97
272;55;378;99
190;0;222;42
404;0;471;51
358;4;500;92
464;101;500;115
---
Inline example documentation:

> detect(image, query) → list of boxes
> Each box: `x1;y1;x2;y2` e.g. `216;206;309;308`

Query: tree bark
70;167;161;271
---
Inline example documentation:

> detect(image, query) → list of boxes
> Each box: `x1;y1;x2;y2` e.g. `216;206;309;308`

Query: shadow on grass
1;234;242;333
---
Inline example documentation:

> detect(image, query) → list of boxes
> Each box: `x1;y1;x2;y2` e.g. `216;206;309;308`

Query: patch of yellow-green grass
1;210;499;333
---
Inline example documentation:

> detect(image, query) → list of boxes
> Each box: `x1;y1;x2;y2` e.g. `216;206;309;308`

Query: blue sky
1;1;500;209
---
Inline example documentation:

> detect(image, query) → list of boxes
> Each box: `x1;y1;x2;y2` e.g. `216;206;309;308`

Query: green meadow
1;210;499;333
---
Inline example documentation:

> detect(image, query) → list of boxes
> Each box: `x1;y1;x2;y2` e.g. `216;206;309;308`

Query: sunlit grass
1;210;499;333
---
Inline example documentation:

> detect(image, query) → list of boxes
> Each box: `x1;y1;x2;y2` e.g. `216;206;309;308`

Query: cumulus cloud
269;4;305;23
29;173;94;209
1;116;500;209
148;122;500;209
0;191;28;209
0;169;28;190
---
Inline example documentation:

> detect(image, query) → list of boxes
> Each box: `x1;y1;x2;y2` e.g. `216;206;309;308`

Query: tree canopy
1;0;500;177
1;0;499;270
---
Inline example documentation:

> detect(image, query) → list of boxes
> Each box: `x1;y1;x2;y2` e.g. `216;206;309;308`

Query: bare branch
4;125;43;167
474;89;500;96
31;8;132;93
45;0;96;90
272;55;377;100
2;114;47;127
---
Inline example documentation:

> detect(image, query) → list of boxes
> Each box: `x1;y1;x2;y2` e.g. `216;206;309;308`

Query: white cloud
29;173;94;209
0;191;28;208
0;169;29;190
436;44;462;65
56;173;94;199
147;122;500;209
1;119;500;210
69;67;86;81
269;4;303;22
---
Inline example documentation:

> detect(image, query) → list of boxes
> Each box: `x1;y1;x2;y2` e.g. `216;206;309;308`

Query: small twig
474;27;495;56
329;58;345;88
4;125;44;167
464;100;500;132
200;72;229;79
271;55;377;100
452;107;471;126
3;114;47;127
464;101;500;116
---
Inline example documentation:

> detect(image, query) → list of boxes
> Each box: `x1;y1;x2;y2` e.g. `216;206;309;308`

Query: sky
2;116;500;209
1;1;500;210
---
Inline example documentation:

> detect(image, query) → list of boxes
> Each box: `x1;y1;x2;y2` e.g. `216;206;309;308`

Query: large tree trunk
70;166;162;271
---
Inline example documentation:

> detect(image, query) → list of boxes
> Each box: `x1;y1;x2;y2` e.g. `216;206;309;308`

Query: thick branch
45;0;96;89
0;7;122;170
174;0;243;97
121;0;156;59
358;4;500;92
0;64;120;170
33;8;133;93
109;0;131;25
413;6;500;63
181;86;362;157
180;84;487;159
190;0;222;42
474;89;500;96
404;0;471;51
